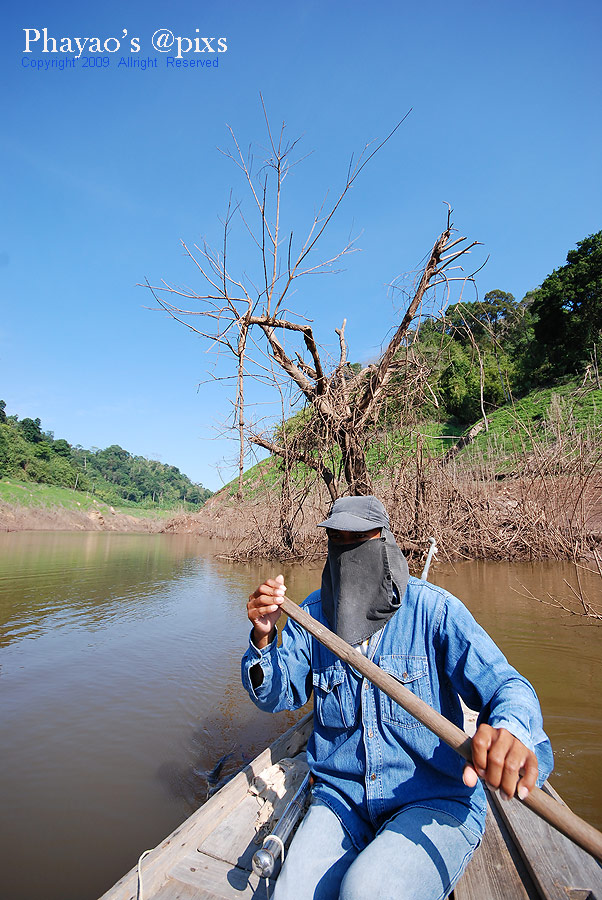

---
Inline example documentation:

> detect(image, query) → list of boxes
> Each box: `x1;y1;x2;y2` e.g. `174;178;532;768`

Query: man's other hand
463;724;538;801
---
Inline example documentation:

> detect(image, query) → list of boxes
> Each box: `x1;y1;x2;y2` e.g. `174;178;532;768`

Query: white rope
263;832;286;864
136;848;153;900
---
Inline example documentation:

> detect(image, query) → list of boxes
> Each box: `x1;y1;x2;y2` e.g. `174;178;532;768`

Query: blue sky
2;0;601;491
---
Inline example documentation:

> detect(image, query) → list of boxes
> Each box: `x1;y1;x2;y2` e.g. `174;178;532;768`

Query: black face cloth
320;530;410;646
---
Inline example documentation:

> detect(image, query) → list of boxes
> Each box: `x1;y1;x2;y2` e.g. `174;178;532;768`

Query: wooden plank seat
455;783;602;900
162;773;600;900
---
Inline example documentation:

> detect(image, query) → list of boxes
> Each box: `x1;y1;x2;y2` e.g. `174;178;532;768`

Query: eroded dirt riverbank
3;465;601;563
0;501;163;533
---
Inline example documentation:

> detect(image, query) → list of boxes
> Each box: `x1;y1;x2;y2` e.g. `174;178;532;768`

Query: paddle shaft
279;595;602;863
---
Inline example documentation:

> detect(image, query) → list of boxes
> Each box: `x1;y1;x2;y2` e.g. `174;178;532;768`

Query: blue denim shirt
241;577;553;850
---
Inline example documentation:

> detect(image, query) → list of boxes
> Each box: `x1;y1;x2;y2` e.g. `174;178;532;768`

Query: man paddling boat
242;496;553;900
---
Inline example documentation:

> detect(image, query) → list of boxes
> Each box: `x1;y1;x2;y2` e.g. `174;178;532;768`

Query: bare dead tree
145;108;481;509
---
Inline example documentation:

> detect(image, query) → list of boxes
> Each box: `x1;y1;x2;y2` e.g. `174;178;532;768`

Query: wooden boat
100;708;602;900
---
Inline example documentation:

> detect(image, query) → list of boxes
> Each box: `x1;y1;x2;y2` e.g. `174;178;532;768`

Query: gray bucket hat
317;495;390;532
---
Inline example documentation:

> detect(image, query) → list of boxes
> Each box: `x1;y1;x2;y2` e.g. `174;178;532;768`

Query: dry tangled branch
512;554;602;624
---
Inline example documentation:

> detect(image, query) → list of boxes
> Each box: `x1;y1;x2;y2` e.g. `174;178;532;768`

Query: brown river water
0;531;600;900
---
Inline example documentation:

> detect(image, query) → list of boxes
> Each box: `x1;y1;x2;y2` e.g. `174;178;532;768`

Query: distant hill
0;403;212;510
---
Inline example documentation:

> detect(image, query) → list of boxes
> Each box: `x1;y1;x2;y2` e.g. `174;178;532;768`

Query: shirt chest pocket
377;655;432;728
312;665;356;730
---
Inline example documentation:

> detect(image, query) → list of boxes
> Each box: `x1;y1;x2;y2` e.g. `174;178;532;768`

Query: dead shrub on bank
147;109;485;517
147;111;600;563
164;435;600;565
169;379;601;564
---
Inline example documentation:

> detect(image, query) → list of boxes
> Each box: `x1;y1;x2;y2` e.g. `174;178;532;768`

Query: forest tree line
0;408;212;508
391;229;601;427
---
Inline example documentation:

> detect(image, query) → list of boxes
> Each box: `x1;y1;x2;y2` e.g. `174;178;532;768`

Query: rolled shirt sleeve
241;611;313;713
436;590;553;785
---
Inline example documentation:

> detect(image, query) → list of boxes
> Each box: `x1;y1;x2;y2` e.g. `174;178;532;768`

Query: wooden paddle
278;595;602;863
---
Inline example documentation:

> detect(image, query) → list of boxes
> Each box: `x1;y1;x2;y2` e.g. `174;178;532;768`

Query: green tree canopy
52;439;72;458
527;231;602;381
443;291;517;347
19;417;43;443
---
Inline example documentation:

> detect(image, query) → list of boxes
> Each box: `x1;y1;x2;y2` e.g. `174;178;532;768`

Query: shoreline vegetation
163;465;602;565
5;380;600;567
0;404;212;534
143;111;602;565
164;379;602;566
143;192;601;567
0;407;212;510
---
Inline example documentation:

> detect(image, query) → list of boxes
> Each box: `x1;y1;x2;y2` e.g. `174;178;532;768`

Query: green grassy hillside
215;378;601;499
0;479;176;520
467;379;601;464
0;405;211;511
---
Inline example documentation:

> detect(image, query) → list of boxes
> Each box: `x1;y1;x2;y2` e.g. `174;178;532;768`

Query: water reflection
0;532;312;900
0;532;208;648
0;533;600;900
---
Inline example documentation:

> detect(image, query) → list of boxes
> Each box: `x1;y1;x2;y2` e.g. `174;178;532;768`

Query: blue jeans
273;799;480;900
